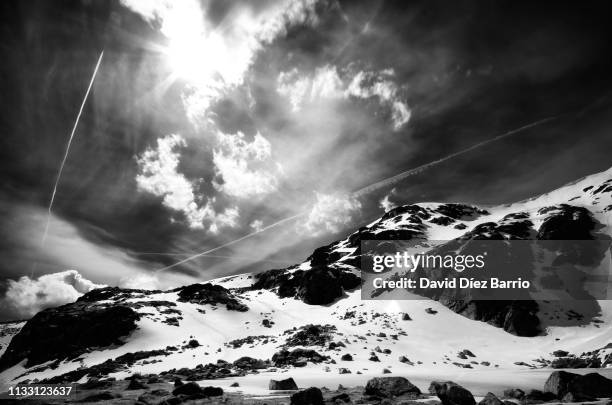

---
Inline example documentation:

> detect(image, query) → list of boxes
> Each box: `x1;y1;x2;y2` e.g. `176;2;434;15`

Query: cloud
379;188;398;212
213;131;282;199
118;272;160;290
277;65;344;111
0;270;104;320
250;219;264;232
345;69;411;130
120;0;326;126
301;193;361;236
135;134;239;232
277;65;411;130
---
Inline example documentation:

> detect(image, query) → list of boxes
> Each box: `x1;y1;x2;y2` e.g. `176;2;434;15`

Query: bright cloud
1;270;104;320
278;65;344;111
250;219;264;232
346;69;411;130
119;272;160;290
379;188;398;212
121;0;324;126
277;65;411;130
301;193;361;236
213;131;281;199
136;134;239;232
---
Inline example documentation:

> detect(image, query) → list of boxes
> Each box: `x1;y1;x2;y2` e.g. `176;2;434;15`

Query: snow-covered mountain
1;167;612;400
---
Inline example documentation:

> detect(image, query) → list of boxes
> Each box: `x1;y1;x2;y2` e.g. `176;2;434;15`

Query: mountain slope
1;167;611;395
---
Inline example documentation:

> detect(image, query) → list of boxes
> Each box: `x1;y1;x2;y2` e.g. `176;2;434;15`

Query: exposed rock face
544;370;612;398
269;377;299;390
429;381;476;405
254;266;360;305
176;283;248;311
290;387;324;405
0;302;139;371
272;348;328;367
537;205;596;240
364;377;421;397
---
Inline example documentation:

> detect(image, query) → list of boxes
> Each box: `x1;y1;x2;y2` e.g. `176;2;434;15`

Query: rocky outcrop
0;302;139;371
253;266;360;305
272;348;328;367
175;283;248;311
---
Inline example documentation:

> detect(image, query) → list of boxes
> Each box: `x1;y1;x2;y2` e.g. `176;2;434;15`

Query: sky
1;0;612;320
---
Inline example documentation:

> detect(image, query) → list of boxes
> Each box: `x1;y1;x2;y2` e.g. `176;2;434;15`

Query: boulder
429;381;476;405
340;353;353;361
201;386;223;397
478;392;503;405
502;388;525;399
290;387;324;405
172;382;203;396
365;377;421;397
269;378;299;390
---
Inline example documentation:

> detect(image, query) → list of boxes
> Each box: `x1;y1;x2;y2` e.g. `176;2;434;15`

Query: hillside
1;166;612;402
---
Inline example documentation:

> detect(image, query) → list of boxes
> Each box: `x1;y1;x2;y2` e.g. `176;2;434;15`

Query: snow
1;167;612;395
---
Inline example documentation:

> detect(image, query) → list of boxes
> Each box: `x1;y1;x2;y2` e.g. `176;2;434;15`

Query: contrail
137;252;292;265
156;213;306;273
157;115;558;273
353;115;559;197
41;51;104;246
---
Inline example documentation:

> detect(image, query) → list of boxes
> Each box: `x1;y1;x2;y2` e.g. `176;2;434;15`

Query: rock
338;368;351;374
269;378;299;390
254;266;360;305
369;354;380;362
402;313;412;321
365;377;421;397
187;339;200;348
524;389;556;402
176;283;248;311
502;388;525;399
297;267;360;305
429;381;476;405
341;353;353;361
552;350;569;357
230;382;239;387
425;308;438;314
126;378;148;390
272;348;328;367
0;302;140;371
201;386;223;397
560;391;596;402
382;368;391;374
290;387;324;405
545;371;612;398
478;392;503;405
172;382;203;396
174;378;183;387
